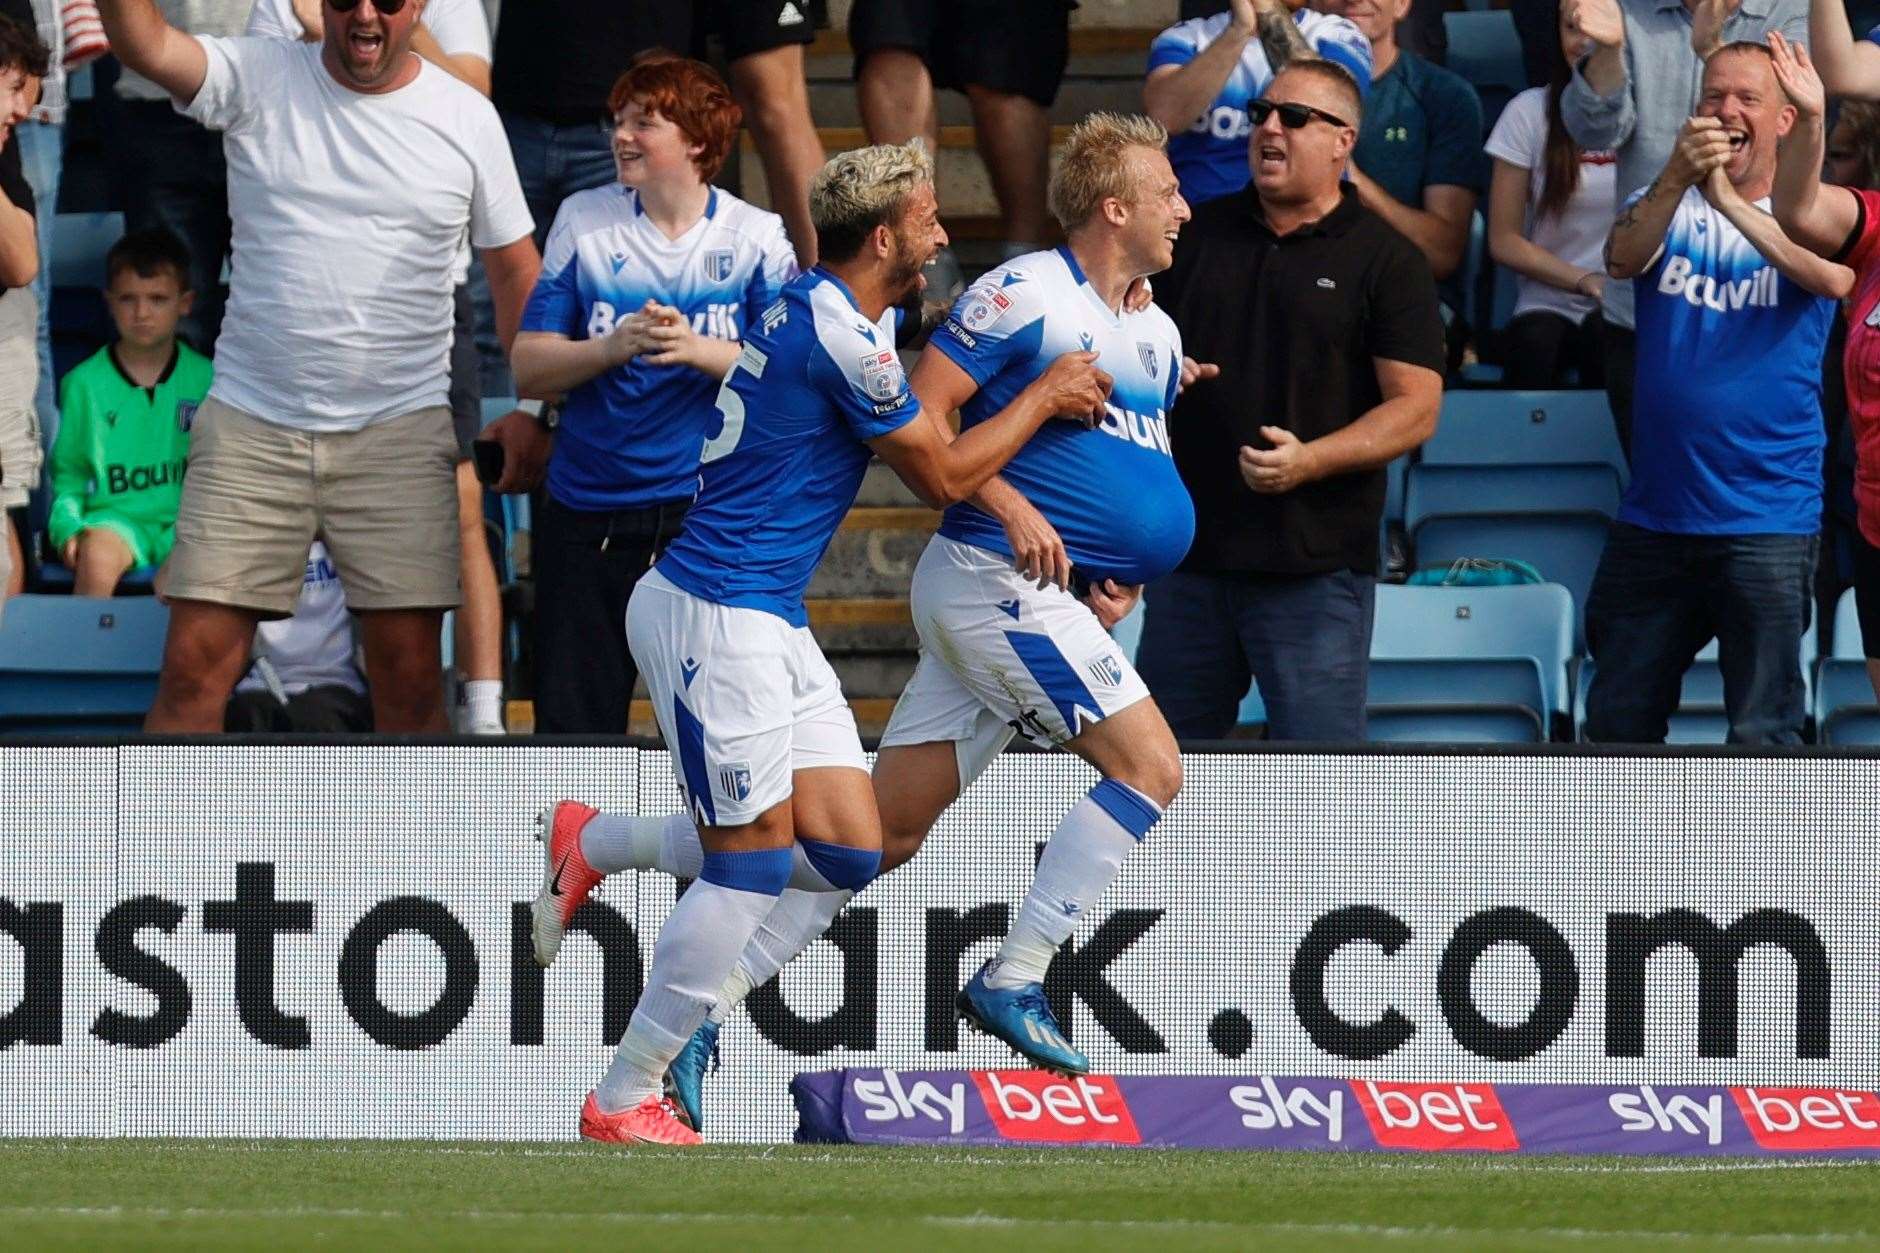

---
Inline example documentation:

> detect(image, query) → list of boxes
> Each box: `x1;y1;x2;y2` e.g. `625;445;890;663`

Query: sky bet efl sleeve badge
860;349;905;401
958;285;1012;333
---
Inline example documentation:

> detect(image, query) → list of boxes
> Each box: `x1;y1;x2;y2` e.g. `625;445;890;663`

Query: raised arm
1807;0;1880;97
1142;0;1260;135
871;351;1109;509
96;0;208;102
408;22;491;96
1704;164;1854;298
1561;0;1636;150
1606;118;1725;278
1769;31;1863;255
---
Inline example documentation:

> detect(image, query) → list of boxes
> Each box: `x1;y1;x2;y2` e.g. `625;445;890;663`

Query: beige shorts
0;290;42;510
158;396;460;617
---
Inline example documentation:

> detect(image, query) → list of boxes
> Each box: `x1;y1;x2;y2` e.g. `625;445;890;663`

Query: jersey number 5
700;376;745;465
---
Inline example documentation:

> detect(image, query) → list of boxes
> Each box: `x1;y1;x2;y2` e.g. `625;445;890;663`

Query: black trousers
532;493;690;733
1602;320;1637;468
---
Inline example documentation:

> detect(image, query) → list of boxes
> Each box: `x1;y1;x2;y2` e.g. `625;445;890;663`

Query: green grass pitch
0;1140;1874;1251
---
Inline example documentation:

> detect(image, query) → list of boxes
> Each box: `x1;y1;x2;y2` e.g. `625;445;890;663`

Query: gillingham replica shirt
933;247;1195;586
657;268;919;625
1148;11;1373;205
1625;185;1831;536
47;343;211;551
522;185;798;511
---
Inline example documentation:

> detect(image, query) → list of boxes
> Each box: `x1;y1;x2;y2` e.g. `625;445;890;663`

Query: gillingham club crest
703;249;735;282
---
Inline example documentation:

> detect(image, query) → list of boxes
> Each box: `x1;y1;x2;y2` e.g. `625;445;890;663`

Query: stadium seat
1815;588;1880;745
1444;11;1526;129
1575;620;1820;742
1369;582;1576;741
50;211;126;291
1425;390;1628;486
1405;462;1622;526
0;595;168;733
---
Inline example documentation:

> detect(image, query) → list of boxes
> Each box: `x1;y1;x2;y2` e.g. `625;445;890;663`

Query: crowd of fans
2;0;1880;746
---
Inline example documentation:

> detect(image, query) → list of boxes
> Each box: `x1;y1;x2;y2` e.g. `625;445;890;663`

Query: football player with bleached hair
527;136;1111;1146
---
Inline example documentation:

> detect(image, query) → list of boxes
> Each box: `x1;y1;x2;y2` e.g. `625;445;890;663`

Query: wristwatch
517;399;561;431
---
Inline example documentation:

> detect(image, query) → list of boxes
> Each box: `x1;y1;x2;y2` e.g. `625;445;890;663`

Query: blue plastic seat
1815;588;1880;744
1370;583;1576;742
1444;10;1526;128
51;212;126;291
1412;514;1609;648
1426;390;1627;485
0;595;169;733
1405;462;1622;527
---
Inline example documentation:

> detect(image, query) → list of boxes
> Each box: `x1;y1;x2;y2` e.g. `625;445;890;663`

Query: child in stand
47;227;210;595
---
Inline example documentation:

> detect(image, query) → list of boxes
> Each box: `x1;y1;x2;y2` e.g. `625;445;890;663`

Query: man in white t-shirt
247;0;512;736
98;0;539;733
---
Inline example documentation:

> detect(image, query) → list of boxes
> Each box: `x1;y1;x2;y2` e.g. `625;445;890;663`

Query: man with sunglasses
1140;60;1445;743
98;0;541;735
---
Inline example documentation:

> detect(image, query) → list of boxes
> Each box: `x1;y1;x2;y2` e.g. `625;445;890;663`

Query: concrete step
810;595;919;654
826;650;920;699
508;690;913;738
802;75;1151;130
807;506;936;599
857;460;924;507
741;129;1076;225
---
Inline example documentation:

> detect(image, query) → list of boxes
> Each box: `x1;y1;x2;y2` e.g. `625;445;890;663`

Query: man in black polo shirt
1140;59;1444;742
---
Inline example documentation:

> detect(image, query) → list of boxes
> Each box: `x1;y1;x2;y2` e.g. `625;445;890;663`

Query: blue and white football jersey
1626;186;1830;536
933;247;1196;586
657;268;920;625
1149;12;1373;205
521;185;798;511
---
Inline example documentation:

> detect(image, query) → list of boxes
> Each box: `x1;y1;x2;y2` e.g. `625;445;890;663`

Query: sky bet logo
1732;1087;1880;1151
1351;1081;1519;1151
972;1070;1141;1145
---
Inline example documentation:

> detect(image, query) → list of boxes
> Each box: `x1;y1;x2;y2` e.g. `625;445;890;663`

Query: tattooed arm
1255;0;1318;71
1606;117;1731;277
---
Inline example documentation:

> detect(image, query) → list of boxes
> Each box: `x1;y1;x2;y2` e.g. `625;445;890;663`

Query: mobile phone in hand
472;438;505;487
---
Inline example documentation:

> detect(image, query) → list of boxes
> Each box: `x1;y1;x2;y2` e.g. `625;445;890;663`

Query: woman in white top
1484;6;1617;389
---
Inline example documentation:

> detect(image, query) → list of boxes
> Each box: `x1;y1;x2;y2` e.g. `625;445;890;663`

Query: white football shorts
880;535;1150;789
627;569;867;827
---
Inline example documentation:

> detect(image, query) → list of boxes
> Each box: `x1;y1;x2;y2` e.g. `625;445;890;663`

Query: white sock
460;679;504;733
580;811;699;877
986;787;1157;990
707;888;850;1024
597;878;778;1112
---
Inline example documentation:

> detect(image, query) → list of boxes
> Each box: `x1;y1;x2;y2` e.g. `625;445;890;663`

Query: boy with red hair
510;55;798;732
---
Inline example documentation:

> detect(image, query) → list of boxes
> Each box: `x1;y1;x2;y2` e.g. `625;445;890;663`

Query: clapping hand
1768;32;1825;120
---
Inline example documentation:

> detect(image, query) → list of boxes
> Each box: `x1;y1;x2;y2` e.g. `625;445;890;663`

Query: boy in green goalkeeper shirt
48;228;211;595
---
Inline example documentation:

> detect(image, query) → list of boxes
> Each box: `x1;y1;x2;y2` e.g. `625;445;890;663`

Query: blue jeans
1136;568;1377;743
473;114;617;394
18;119;59;450
1584;522;1817;745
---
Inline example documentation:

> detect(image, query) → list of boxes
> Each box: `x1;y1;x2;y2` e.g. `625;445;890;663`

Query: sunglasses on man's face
328;0;410;14
1246;99;1351;131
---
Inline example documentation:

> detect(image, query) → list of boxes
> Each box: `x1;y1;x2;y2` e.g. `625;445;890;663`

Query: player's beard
884;226;928;302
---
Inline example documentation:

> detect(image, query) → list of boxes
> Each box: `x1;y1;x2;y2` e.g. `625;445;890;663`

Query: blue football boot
663;1018;720;1133
956;959;1089;1076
